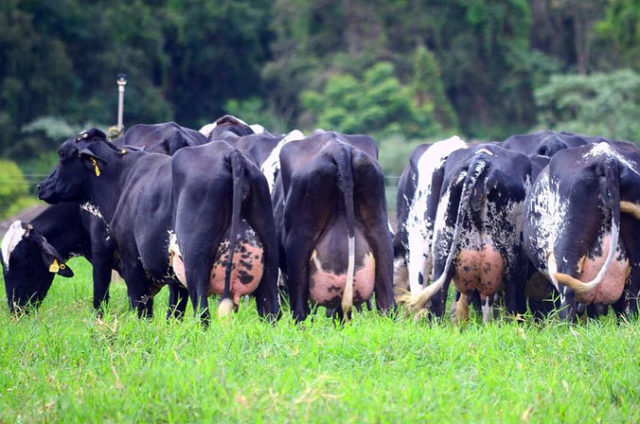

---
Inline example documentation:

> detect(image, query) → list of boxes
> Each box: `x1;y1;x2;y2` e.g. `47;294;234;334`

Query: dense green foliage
2;259;640;422
3;0;640;173
0;159;37;218
536;69;640;140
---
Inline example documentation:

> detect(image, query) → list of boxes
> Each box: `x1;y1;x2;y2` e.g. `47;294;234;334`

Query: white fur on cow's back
583;142;640;174
260;129;305;193
405;135;467;292
1;220;26;269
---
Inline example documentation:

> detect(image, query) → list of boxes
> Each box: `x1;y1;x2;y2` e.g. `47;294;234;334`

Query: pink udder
309;252;376;305
209;240;264;305
575;234;629;304
170;224;264;306
454;244;504;297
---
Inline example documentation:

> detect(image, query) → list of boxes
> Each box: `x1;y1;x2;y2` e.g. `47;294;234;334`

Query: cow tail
620;201;640;219
403;157;487;314
218;150;246;318
554;158;620;294
334;145;356;320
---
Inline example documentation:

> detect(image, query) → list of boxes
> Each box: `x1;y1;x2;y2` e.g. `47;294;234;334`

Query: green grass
2;259;640;423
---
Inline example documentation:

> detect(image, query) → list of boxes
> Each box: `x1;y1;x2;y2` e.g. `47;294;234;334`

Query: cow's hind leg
284;165;334;323
244;169;280;321
121;263;154;318
352;152;395;313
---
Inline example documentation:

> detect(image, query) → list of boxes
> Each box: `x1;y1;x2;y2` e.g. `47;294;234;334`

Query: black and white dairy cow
38;129;279;321
502;130;600;157
401;144;534;322
524;141;640;320
2;204;83;312
393;136;468;295
115;121;207;155
277;131;395;321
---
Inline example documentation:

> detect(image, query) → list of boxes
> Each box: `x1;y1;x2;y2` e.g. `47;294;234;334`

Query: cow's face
38;129;107;204
2;221;73;313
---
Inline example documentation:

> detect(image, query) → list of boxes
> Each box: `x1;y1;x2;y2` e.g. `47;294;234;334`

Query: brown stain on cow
453;242;505;299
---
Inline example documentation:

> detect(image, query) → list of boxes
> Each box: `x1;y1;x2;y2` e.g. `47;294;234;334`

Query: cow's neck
83;150;145;226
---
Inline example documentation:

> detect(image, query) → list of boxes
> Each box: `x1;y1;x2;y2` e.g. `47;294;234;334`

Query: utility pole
116;73;127;133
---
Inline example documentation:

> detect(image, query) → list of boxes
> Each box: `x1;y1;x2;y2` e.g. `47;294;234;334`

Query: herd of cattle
3;115;640;324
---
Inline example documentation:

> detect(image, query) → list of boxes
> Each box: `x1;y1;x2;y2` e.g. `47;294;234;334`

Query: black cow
114;122;207;155
502;130;600;157
400;144;534;322
523;141;640;320
2;125;208;315
277;131;394;321
38;129;279;322
393;136;468;295
2;204;82;312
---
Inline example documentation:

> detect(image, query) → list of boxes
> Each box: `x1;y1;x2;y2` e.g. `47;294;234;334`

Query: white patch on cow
526;169;569;291
249;124;265;134
199;122;217;137
404;136;467;292
1;221;26;269
167;230;186;287
481;299;493;323
80;202;105;221
260;129;305;193
583;142;640;175
475;148;494;156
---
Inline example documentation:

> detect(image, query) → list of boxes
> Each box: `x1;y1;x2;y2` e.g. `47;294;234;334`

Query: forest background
2;0;640;216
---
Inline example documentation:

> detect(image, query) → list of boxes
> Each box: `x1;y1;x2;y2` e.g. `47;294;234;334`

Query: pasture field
2;259;640;423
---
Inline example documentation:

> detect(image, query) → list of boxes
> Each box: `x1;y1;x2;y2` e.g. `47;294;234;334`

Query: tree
412;44;458;131
535;69;640;141
302;62;440;138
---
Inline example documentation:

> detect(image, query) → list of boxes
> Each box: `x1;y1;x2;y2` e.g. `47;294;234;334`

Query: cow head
536;135;568;157
2;221;73;313
38;128;117;203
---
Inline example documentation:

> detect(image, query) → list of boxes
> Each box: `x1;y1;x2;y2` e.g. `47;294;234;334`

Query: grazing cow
1;124;210;315
400;144;534;322
114;122;207;155
502;130;598;157
1;202;191;317
523;141;640;320
277;131;394;321
38;129;279;322
2;204;81;312
393;136;468;296
199;115;262;141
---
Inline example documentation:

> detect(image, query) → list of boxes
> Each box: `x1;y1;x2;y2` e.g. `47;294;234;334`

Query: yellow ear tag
121;149;127;154
49;259;60;273
90;157;100;176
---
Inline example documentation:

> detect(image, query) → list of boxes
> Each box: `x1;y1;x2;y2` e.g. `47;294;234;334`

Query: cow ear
36;237;74;278
78;148;106;177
